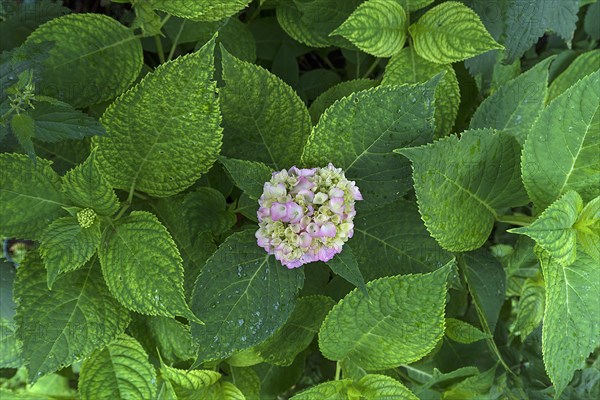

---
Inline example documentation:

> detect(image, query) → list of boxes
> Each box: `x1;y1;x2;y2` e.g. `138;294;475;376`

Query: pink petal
270;202;288;221
286;201;304;223
319;222;337;238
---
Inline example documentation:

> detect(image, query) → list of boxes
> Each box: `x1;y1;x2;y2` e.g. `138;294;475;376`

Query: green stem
335;361;341;381
361;58;381;79
114;184;136;220
154;35;165;64
496;214;534;227
167;19;186;62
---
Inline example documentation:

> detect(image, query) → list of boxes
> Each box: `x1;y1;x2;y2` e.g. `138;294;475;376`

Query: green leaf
99;211;199;322
79;334;157;400
576;195;600;261
522;70;600;210
197;381;246;400
539;248;600;396
445;318;489;344
151;0;252;21
302;79;438;209
10;112;36;160
470;56;554;145
0;318;21;368
382;47;460;137
15;255;130;382
318;263;451;370
398;129;529;252
95;39;222;197
308;79;376;125
254;351;307;398
290;379;354;400
548;50;600;103
220;47;310;169
409;2;503;64
129;315;195;364
396;0;434;12
219;156;274;200
585;1;600;40
0;153;67;240
29;101;105;142
442;366;496;400
182;188;237;236
190;230;304;362
161;365;221;397
355;374;419;399
230;366;261;400
331;0;407;58
513;277;545;339
510;191;583;266
39;216;101;289
255;296;335;366
326;247;367;297
24;14;142;108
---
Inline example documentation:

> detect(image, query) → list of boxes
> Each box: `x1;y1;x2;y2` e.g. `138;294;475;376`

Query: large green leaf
522;70;600;210
24;14;142;108
409;2;502;64
95;39;222;197
398;129;529;252
575;195;600;261
470;56;553;144
182;188;237;237
0;153;66;240
290;379;353;400
513;277;544;339
326;247;367;297
99;211;199;322
14;255;130;382
220;47;310;169
30;101;106;142
548;50;600;102
129;315;195;364
152;0;251;21
219;156;273;200
355;374;419;399
331;0;407;58
308;79;376;124
160;365;221;399
382;47;460;137
318;263;451;370
442;366;496;400
539;248;600;396
302;79;438;209
190;230;304;362
79;334;157;400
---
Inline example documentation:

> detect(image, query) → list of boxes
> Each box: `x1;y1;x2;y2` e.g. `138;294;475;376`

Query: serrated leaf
409;2;502;64
356;374;419;399
39;216;101;288
79;334;156;400
152;0;252;22
398;129;529;252
513;277;544;339
183;188;237;236
129;315;195;364
24;14;142;108
290;379;354;400
99;211;199;322
326;247;367;297
331;0;407;58
190;230;304;362
303;79;438;209
230;366;261;400
548;50;600;102
161;365;221;396
220;47;310;169
522;70;600;210
442;366;496;400
0;153;67;240
95;39;222;197
575;195;600;261
0;318;21;368
510;191;583;266
445;318;489;344
470;56;554;145
10;112;36;160
318;263;451;370
539;249;600;396
29;101;105;142
254;351;307;398
198;381;246;400
382;47;460;137
308;79;376;124
219;156;274;200
14;255;130;382
255;296;335;366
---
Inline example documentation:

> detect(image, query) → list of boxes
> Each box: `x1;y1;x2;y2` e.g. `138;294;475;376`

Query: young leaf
331;0;407;58
197;381;246;399
218;156;274;200
326;247;367;297
10;112;36;160
356;374;419;399
79;334;157;400
409;2;503;64
39;216;101;288
190;230;304;362
509;191;583;266
303;79;438;209
442;366;496;399
522;70;600;210
445;318;489;344
29;101;106;142
398;129;529;252
129;315;195;364
219;47;311;169
0;153;67;240
95;39;222;197
182;188;237;237
548;50;600;102
308;79;376;124
382;47;460;137
230;366;261;400
24;14;143;108
513;277;545;339
98;211;199;322
15;255;130;382
539;248;600;396
575;196;600;261
318;263;452;370
151;0;252;22
290;379;354;400
160;365;221;394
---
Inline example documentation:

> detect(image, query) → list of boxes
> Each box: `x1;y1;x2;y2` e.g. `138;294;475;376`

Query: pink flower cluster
255;164;362;268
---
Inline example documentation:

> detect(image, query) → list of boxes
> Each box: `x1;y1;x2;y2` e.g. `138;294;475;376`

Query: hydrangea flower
256;164;362;268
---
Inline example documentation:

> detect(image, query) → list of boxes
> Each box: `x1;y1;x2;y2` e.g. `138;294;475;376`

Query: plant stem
167;19;186;62
335;361;341;380
114;184;136;220
496;214;534;227
154;35;165;64
361;58;381;79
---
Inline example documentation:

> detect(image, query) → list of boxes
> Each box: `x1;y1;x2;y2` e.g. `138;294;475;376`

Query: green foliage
513;277;545;339
219;156;273;200
445;318;489;344
152;0;252;21
548;50;600;102
326;247;367;297
308;79;376;124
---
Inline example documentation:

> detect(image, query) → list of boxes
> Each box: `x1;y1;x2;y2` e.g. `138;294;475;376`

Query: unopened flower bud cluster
255;164;362;268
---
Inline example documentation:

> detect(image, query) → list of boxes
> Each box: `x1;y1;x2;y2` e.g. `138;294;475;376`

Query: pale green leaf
219;156;274;200
513;277;545;339
15;255;130;382
539;249;600;396
152;0;252;22
398;129;529;252
522;70;600;210
79;334;157;400
308;79;376;125
129;315;195;364
548;50;600;102
409;2;502;64
190;230;304;362
510;191;583;266
326;247;367;297
230;366;261;400
183;188;237;236
95;39;222;197
39;216;101;289
331;0;407;58
24;14;142;108
0;153;67;240
445;318;489;344
318;263;451;370
227;348;263;367
161;365;221;395
575;195;600;261
197;381;246;400
30;101;105;142
356;374;419;399
290;379;354;400
99;211;199;322
302;79;438;209
382;47;460;136
442;366;496;400
220;47;310;169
